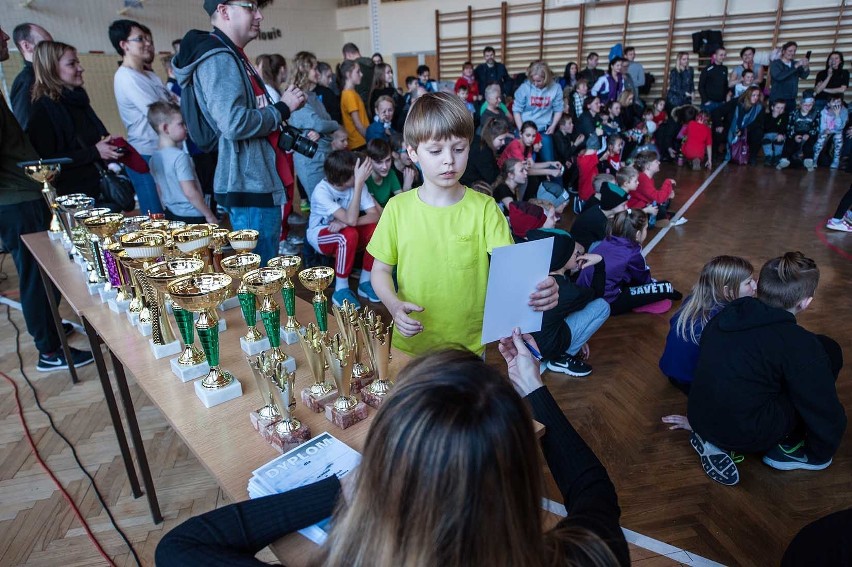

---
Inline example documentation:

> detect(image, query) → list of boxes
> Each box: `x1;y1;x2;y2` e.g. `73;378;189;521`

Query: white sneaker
776;158;790;169
671;217;688;226
826;218;852;232
278;241;300;255
844;210;852;224
804;158;815;171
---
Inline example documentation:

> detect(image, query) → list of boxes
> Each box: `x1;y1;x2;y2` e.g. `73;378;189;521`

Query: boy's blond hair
616;165;638;187
592;173;615;194
403;92;474;150
147;101;181;132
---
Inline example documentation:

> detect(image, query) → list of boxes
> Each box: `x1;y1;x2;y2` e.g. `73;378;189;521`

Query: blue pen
523;339;542;361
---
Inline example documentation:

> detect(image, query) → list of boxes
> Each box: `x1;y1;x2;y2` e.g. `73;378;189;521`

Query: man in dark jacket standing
687;252;845;486
474;46;512;98
9;23;52;130
698;46;729;114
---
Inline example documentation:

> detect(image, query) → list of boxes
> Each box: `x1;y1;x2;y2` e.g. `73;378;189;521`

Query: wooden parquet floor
0;162;849;566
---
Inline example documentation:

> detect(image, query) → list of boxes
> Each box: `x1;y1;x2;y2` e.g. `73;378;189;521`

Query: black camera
278;125;317;158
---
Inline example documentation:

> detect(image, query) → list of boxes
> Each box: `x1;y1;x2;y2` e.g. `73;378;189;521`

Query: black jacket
698;64;728;104
688;297;846;461
10;61;35;131
27;88;107;198
460;136;499;187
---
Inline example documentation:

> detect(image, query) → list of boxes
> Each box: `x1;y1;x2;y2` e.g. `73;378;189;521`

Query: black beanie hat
204;0;223;15
600;182;628;211
527;228;576;272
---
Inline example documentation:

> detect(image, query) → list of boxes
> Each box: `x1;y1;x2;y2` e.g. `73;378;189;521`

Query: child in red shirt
577;133;602;203
454;61;481;104
652;98;668;127
677;107;713;170
627;150;686;228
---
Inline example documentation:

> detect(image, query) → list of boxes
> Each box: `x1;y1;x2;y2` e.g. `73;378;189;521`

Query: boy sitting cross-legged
307;150;381;307
367;92;559;357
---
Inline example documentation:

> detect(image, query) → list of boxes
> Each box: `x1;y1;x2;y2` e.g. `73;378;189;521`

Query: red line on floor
815;220;852;261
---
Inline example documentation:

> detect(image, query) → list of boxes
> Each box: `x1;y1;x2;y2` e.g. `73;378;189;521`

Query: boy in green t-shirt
364;139;401;210
367;92;559;357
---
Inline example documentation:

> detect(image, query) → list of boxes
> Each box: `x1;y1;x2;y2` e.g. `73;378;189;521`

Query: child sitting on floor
576;133;602;205
576;209;682;315
813;94;848;170
628;150;686;228
571;79;589;119
527;228;610;377
492;158;528;210
388;132;421;190
777;91;819;171
677;107;713;170
570;181;628;252
307;150;381;307
598;134;624;174
762;100;788;167
498;121;563;175
365;139;401;209
507;200;556;241
479;84;512;130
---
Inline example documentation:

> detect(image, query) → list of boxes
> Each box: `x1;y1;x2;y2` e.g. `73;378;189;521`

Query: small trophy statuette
247;351;282;434
298;266;334;335
332;300;374;393
268;255;303;344
323;333;368;430
266;360;311;453
297;323;337;412
359;308;395;409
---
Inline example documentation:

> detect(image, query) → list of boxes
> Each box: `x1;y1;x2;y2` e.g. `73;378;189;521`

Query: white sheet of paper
481;237;553;345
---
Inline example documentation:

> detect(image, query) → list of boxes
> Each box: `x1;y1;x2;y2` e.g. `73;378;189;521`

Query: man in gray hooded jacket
173;0;305;263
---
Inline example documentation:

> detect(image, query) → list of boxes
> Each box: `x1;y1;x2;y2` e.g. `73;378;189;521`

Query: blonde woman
512;60;564;161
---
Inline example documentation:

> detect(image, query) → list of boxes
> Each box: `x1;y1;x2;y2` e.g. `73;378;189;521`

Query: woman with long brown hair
27;41;123;205
156;333;629;566
255;53;287;103
723;85;765;163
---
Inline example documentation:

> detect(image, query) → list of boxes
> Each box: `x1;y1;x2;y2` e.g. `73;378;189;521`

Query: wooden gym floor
0;162;849;566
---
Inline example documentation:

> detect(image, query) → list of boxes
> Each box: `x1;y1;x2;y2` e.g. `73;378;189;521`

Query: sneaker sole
826;223;852;233
690;433;739;486
37;356;95;373
761;455;832;471
545;361;592;377
356;289;381;303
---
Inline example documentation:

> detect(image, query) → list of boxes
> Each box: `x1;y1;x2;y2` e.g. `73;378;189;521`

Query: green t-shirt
367;188;513;356
365;173;400;207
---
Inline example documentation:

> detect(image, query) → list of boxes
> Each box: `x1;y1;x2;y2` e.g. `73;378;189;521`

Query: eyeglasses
126;36;153;45
227;1;259;12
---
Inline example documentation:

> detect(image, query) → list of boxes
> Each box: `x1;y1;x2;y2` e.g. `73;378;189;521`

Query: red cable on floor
0;370;117;567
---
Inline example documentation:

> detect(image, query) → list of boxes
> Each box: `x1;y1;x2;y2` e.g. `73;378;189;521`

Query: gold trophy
227;229;259;253
173;225;212;269
298;323;337;412
104;242;133;312
57;195;94;257
168;273;243;408
247;351;281;431
83;213;124;301
145;258;206;362
323;332;369;429
72;208;111;288
209;228;230;273
242;267;296;373
119;230;166;331
248;353;311;452
298;266;335;336
220;253;264;350
332;300;374;393
359;308;395;409
268;255;303;344
22;161;64;237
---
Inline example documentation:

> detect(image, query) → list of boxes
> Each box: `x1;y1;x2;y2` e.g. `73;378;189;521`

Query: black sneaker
37;348;95;373
62;322;75;337
546;354;592;377
762;443;832;471
690;432;739;486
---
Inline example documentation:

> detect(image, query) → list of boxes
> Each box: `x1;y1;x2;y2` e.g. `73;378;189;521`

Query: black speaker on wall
692;30;724;57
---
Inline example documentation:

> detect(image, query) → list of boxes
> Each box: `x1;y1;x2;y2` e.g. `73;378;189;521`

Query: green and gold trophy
359;308;395;409
22;161;64;238
221;254;264;351
242;267;297;374
248;353;311;453
168;273;243;408
268;255;303;344
119;230;167;334
83;213;124;302
298;323;337;412
145;258;206;364
298;266;335;336
332;300;374;393
323;333;369;429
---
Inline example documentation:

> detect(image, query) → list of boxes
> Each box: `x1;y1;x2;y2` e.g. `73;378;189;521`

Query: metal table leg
37;265;77;384
81;316;143;499
107;349;163;525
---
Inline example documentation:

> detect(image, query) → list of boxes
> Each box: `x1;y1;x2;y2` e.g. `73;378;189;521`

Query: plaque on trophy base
324;400;368;430
127;310;140;326
240;335;271;356
267;422;312;453
170;357;209;382
86;282;104;296
149;338;181;360
138;321;152;337
219;295;241;311
109;297;131;313
99;287;118;303
301;387;338;413
194;377;242;408
280;327;302;345
361;386;389;410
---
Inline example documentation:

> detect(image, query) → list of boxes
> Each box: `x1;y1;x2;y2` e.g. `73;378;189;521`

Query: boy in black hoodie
527;229;610;377
687;252;845;486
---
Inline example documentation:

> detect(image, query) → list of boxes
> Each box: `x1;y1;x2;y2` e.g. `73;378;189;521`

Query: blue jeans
563;298;610;356
538;131;555;161
228;206;282;265
701;101;723;115
126;154;164;215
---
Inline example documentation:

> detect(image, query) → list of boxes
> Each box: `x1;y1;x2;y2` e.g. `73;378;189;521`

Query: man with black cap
527;228;610;377
571;181;628;252
172;0;306;264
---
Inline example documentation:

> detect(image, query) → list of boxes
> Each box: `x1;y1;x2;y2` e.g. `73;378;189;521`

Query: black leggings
831;184;852;220
609;280;682;315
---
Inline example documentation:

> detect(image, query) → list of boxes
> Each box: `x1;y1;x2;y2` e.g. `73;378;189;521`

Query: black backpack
180;66;221;153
